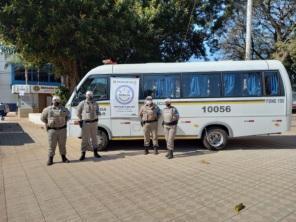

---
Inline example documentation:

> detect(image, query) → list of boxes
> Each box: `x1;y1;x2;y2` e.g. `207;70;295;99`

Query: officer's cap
86;91;93;96
164;98;171;104
145;96;153;100
52;95;61;102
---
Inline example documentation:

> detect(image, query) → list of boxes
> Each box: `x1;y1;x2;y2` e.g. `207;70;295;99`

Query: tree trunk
25;68;28;85
61;59;80;93
69;60;80;92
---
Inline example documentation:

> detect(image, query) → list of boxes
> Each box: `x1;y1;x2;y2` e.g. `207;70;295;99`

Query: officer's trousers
81;122;98;152
48;128;67;157
143;122;158;147
164;125;177;150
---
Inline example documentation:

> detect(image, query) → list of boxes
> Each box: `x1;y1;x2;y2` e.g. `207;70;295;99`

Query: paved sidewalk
0;118;296;222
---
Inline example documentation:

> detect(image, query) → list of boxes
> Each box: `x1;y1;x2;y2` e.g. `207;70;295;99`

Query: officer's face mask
53;101;60;106
86;95;93;101
165;103;171;107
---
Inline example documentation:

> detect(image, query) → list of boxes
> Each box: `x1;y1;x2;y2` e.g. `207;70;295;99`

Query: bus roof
87;60;282;75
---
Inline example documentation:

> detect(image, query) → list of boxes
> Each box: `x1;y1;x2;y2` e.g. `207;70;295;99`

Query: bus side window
143;74;181;99
182;73;221;98
264;71;283;96
242;72;262;97
223;72;262;97
223;73;243;97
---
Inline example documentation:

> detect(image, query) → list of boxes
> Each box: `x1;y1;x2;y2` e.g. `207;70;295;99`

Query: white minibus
66;60;292;150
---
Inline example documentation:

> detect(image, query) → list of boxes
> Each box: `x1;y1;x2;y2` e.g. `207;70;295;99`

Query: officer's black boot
94;149;101;158
167;150;174;159
61;155;70;163
165;150;170;157
144;146;149;155
79;152;86;161
47;156;54;166
153;146;159;155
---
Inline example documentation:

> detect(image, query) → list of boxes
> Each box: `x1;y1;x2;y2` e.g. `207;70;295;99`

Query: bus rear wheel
97;129;109;151
202;128;228;151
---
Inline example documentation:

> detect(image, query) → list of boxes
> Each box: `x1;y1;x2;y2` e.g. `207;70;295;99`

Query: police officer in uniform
77;91;101;160
162;98;179;159
41;96;70;165
139;96;160;155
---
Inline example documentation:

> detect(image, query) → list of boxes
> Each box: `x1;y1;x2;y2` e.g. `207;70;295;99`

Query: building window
12;64;60;83
14;66;26;81
49;73;60;82
38;69;49;82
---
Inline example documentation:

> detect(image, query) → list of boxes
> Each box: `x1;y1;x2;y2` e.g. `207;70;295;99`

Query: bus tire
202;128;228;150
97;128;109;151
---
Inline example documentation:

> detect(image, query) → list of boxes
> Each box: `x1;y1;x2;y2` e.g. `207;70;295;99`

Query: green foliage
53;86;70;106
217;0;296;82
274;38;296;82
0;0;231;90
4;53;35;69
0;41;15;55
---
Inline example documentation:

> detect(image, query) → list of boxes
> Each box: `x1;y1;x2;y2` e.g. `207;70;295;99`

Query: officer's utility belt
143;119;157;124
47;125;67;130
84;118;98;123
163;120;178;126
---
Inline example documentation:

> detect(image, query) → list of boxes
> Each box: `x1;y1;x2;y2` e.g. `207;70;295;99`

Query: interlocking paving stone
80;210;120;222
0;118;296;222
279;212;296;222
5;195;44;222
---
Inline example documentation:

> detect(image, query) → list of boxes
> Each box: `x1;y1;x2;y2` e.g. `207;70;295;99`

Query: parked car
0;102;10;120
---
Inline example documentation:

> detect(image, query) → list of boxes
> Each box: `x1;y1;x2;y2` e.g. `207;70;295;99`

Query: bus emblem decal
115;85;134;105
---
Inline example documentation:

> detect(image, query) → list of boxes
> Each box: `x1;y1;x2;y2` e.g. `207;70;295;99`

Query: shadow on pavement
104;139;214;159
69;135;296;162
69;150;145;163
107;135;296;153
0;123;35;146
107;139;203;151
226;135;296;150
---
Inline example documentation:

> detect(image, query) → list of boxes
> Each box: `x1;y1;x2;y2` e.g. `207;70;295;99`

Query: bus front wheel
202;128;228;150
97;129;109;151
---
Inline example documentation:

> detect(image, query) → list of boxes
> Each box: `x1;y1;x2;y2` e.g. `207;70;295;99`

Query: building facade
0;54;17;110
0;54;62;116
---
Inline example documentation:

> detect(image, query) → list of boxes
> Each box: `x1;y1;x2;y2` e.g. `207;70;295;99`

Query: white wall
28;113;43;125
19;93;39;108
0;54;17;103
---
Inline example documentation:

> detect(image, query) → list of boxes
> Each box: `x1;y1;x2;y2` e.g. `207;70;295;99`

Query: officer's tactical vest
141;105;158;121
163;106;178;123
48;106;67;128
82;101;98;121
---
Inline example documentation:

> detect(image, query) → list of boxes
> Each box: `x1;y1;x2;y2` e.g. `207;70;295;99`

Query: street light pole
245;0;253;60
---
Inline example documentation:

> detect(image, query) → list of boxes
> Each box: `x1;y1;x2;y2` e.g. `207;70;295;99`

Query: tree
53;86;70;106
215;0;296;81
0;0;232;91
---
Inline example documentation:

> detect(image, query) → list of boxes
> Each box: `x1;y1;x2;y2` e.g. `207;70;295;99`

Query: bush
53;86;70;106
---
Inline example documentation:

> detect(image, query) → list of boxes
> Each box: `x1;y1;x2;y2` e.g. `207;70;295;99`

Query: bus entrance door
111;118;131;136
130;118;143;136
